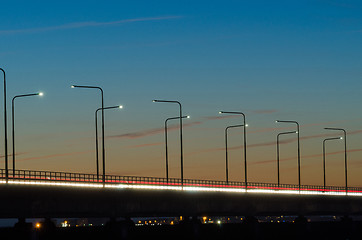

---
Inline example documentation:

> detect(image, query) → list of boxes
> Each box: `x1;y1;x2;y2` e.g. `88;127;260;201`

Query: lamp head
187;116;190;119
71;85;75;88
119;105;123;109
38;92;44;96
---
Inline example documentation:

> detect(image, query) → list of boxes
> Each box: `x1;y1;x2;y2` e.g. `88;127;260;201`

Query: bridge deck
0;168;361;196
0;169;362;218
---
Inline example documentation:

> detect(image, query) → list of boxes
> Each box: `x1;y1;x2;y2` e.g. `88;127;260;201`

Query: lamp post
153;100;184;186
276;120;301;190
0;68;8;182
323;137;343;191
225;124;244;183
71;85;106;185
276;131;297;187
219;111;247;189
164;115;189;183
12;92;43;177
95;105;123;182
325;127;347;194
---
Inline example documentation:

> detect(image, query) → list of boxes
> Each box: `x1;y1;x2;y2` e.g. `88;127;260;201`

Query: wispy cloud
127;142;163;149
0;152;29;158
203;115;239;121
186;129;362;156
15;151;91;162
203;109;277;121
250;109;278;114
0;16;182;35
108;121;202;139
253;148;362;166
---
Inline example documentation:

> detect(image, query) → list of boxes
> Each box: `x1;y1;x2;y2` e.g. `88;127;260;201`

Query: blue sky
1;0;362;187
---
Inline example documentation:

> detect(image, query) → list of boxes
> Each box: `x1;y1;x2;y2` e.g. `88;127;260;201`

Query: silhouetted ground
1;221;360;240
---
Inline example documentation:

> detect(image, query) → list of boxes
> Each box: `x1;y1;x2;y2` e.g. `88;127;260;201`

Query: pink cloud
108;121;202;139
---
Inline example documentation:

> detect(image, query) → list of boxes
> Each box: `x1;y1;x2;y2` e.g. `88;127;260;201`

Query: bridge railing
0;168;361;194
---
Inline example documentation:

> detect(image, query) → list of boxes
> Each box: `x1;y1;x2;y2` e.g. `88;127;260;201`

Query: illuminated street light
276;131;297;187
324;127;348;194
72;85;106;185
94;105;123;181
164;115;189;182
0;68;9;182
12;92;44;177
219;111;247;189
276;120;301;190
153;100;184;186
323;137;343;191
224;124;244;183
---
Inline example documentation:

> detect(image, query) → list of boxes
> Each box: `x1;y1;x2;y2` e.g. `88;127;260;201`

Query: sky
0;0;362;187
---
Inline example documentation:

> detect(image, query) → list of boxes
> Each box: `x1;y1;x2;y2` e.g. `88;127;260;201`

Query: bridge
1;168;362;219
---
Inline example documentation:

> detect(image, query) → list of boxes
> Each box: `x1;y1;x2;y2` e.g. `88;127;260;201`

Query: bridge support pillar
104;217;135;240
243;216;259;239
294;215;310;240
178;216;202;239
36;218;56;240
14;218;33;239
340;215;354;239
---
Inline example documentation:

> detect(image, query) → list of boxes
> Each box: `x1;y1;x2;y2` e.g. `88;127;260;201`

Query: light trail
2;177;362;197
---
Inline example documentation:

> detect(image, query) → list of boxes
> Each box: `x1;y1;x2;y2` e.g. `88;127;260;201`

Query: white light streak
1;180;362;197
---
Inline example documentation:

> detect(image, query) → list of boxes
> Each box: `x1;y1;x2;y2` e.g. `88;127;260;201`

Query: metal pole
178;102;183;187
276;131;297;187
12;93;41;177
0;68;8;183
296;123;300;190
324;128;347;194
95;109;99;182
100;90;105;185
323;137;343;191
219;111;247;189
323;139;326;191
164;115;189;183
276;120;301;190
225;124;244;183
344;131;347;194
153;100;184;187
72;85;105;185
95;105;122;182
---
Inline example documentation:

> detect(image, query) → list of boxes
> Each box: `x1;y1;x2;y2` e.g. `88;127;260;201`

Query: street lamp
325;127;348;194
95;105;123;181
225;124;244;183
0;68;8;182
153;100;184;186
276;120;301;190
323;137;343;191
71;85;106;185
276;131;297;187
219;111;247;189
12;92;43;177
164;115;189;183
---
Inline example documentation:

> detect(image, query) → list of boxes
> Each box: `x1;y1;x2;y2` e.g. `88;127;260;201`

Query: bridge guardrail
0;168;360;194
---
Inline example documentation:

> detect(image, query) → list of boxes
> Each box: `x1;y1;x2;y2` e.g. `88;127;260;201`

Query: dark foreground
1;219;361;240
